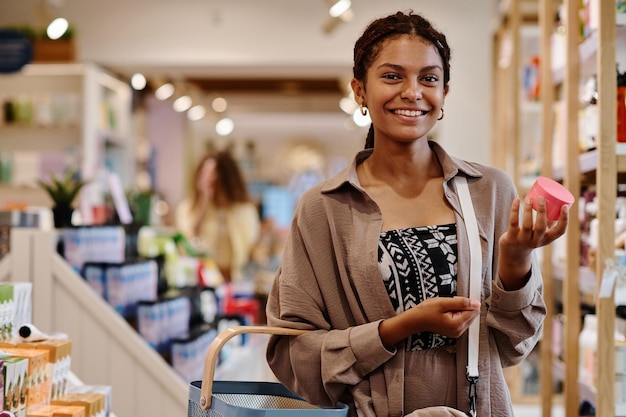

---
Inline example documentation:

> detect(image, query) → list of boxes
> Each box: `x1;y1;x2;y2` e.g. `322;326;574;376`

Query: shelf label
0;29;32;73
598;267;617;299
107;172;133;225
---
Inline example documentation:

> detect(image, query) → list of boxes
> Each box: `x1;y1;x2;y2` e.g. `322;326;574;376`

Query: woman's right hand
379;297;480;349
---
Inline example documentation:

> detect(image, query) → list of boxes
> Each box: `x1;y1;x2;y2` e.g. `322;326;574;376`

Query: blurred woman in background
176;150;261;283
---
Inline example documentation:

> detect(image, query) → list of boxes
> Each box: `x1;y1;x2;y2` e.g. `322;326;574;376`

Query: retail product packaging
0;358;4;414
103;260;158;318
26;403;85;417
51;392;106;417
527;176;575;221
0;347;50;409
0;283;33;342
171;327;217;382
1;356;28;417
0;286;14;342
137;296;191;352
60;227;126;271
64;386;110;417
81;260;158;319
10;284;32;341
17;339;72;401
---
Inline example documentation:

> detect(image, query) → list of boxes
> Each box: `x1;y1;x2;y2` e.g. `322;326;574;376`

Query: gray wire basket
187;326;349;416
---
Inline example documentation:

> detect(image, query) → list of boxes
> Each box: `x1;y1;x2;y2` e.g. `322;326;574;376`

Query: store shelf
552;262;596;298
552;144;626;181
0;228;188;417
0;63;135;211
552;358;596;406
552;23;626;85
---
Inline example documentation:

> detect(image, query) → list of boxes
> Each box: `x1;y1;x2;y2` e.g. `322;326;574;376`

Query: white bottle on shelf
579;313;598;388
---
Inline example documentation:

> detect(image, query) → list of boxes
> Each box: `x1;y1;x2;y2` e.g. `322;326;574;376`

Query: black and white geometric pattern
378;224;458;351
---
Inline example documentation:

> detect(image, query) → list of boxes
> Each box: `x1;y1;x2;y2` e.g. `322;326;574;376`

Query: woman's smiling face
353;34;448;145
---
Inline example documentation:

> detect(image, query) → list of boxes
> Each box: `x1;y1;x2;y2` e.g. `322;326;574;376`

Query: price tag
598;268;617;299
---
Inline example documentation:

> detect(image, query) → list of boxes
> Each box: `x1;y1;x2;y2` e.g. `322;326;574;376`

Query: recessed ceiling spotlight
47;17;69;40
329;0;351;18
131;73;147;91
155;83;175;100
187;105;206;121
173;95;192;112
211;97;228;113
215;117;234;136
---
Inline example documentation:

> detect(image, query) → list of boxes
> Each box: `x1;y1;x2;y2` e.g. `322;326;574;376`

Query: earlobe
351;78;365;105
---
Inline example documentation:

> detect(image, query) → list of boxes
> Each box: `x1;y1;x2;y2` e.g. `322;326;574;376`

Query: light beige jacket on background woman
176;201;260;282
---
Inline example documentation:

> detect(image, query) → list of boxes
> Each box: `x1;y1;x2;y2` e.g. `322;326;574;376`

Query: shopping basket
188;325;350;416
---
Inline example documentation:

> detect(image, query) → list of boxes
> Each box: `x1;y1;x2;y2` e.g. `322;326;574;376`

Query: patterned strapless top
378;223;458;351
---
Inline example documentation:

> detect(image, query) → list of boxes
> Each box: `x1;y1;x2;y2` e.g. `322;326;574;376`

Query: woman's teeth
393;109;426;117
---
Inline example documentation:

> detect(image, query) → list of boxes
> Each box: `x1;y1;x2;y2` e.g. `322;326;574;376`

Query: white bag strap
455;175;480;417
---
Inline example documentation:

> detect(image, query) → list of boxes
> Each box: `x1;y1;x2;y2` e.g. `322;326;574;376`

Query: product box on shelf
0;346;50;409
17;338;72;401
51;392;106;417
10;283;32;340
27;403;86;417
81;260;158;319
64;386;111;417
0;283;33;343
60;227;126;271
136;296;191;353
1;355;28;417
0;285;14;342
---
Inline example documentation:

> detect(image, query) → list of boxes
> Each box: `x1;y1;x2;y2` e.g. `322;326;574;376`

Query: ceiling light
155;83;174;100
215;117;234;136
46;17;69;40
187;105;206;121
173;95;192;112
131;73;147;90
329;0;351;18
322;0;353;34
211;97;228;113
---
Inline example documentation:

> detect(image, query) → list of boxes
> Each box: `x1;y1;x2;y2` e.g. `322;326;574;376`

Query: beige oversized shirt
175;200;260;282
266;142;546;417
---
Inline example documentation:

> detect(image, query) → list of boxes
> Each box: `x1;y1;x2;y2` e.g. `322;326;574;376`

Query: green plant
37;171;87;208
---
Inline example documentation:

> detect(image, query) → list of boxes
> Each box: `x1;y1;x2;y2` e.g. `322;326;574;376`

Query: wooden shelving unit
538;1;625;416
494;1;626;416
0;63;135;209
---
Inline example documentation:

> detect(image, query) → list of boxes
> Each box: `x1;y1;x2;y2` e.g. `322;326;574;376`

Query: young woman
265;11;568;417
175;150;260;283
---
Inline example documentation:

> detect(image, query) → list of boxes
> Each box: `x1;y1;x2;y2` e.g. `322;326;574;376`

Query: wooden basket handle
200;325;309;410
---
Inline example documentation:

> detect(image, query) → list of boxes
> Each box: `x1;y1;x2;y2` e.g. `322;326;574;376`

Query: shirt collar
321;141;483;194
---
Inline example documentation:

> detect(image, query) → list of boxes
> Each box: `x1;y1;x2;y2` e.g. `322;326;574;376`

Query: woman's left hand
497;196;569;290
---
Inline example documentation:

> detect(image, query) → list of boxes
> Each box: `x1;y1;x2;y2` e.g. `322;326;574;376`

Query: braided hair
353;11;451;149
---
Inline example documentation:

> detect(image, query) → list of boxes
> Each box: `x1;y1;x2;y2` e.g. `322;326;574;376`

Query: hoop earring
360;105;368;116
438;108;444;121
